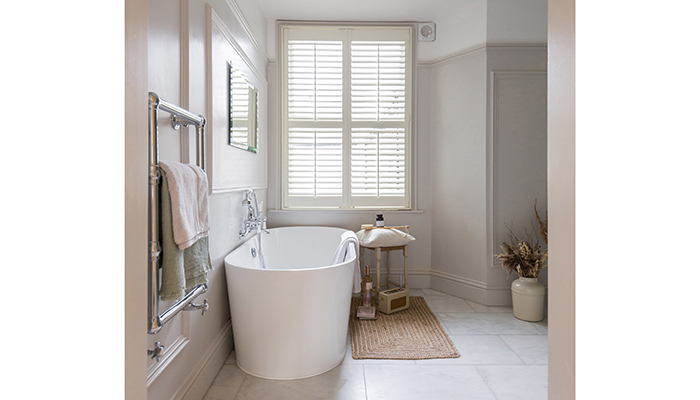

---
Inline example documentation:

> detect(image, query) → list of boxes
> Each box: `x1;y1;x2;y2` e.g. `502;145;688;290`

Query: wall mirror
228;62;259;153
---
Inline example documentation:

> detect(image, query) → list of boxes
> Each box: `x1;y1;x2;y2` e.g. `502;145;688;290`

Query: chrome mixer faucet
239;189;269;238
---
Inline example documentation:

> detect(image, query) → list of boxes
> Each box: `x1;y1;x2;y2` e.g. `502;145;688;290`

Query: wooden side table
359;243;409;294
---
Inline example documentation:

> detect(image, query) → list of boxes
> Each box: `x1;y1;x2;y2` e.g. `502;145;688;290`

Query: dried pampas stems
534;199;548;244
494;201;549;278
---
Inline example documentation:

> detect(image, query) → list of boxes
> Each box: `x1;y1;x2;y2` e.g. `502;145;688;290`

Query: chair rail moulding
206;4;268;194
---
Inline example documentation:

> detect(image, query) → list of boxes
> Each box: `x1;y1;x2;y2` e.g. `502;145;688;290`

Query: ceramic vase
511;277;545;322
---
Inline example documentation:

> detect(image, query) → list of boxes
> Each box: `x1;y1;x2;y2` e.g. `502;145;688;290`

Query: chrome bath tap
239;189;269;238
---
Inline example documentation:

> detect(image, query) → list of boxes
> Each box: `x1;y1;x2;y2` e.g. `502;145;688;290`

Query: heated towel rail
148;92;209;335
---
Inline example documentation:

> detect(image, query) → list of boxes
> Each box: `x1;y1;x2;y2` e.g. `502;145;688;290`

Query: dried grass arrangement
495;201;548;278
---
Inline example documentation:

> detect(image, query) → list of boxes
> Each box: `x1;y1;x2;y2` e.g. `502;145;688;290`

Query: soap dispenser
375;214;384;227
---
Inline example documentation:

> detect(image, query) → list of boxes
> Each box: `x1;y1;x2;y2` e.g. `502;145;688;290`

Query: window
280;25;413;209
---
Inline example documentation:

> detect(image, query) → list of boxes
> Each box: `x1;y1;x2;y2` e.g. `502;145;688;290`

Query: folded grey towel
159;169;213;301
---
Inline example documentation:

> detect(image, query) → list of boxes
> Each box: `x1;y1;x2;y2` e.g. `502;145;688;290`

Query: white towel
159;160;210;250
331;231;361;293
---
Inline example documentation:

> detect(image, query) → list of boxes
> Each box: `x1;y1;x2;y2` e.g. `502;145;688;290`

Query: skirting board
175;320;234;400
430;271;513;306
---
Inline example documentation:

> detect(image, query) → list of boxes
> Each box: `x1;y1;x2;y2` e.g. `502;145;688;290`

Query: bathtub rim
224;226;358;272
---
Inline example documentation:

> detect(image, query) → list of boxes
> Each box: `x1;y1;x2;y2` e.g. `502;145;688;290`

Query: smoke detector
418;22;436;42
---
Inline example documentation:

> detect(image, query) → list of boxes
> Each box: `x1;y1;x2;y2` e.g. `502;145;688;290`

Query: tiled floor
203;289;548;400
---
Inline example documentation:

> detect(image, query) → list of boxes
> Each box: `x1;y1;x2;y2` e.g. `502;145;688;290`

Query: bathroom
136;0;559;399
9;0;700;398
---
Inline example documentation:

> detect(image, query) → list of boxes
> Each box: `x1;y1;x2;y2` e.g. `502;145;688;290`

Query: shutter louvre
351;41;406;122
351;127;406;196
288;40;343;121
288;127;343;197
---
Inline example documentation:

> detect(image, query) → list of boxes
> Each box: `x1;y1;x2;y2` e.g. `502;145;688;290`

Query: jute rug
349;296;460;360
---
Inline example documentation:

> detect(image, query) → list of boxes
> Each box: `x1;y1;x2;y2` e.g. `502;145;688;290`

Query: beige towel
159;160;209;250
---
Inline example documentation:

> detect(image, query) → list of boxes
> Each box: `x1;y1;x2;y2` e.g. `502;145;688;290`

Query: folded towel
331;231;361;293
159;160;209;250
159;168;213;301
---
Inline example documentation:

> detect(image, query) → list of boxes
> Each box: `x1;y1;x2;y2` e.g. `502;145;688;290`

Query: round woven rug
349;296;460;360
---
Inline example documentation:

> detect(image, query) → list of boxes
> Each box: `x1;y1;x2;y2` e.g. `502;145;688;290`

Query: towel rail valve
184;299;209;316
148;342;165;362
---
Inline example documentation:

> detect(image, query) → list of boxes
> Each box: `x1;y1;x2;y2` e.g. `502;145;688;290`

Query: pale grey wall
487;0;548;44
429;45;548;306
487;46;549;293
430;49;489;291
144;1;269;399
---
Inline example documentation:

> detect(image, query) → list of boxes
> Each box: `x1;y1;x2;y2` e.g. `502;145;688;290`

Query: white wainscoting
206;4;268;194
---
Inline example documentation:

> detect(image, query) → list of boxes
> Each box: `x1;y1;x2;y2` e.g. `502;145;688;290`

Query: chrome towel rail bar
148;92;208;335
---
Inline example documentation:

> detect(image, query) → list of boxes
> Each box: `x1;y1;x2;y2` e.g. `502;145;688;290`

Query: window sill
268;209;425;215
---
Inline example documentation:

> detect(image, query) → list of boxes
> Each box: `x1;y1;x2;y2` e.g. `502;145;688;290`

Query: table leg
386;250;391;289
375;247;382;291
403;245;409;290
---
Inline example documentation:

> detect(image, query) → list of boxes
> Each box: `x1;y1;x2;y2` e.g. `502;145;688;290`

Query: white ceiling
255;0;479;23
255;0;547;63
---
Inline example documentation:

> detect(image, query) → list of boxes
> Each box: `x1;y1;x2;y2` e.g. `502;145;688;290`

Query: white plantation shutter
282;26;412;209
288;127;343;197
288;40;343;121
351;127;406;196
351;41;406;121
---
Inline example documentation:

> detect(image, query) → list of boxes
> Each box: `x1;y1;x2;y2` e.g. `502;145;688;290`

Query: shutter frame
281;25;412;210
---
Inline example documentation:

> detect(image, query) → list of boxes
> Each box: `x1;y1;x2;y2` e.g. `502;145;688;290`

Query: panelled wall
430;45;548;306
144;1;269;399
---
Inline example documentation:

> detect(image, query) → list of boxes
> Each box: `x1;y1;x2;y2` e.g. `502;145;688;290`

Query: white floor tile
204;288;549;400
499;335;548;365
437;312;541;335
532;317;548;334
467;301;514;313
234;364;366;400
365;364;497;400
435;314;450;334
416;335;523;365
421;288;449;296
202;364;247;400
424;295;476;313
477;365;548;400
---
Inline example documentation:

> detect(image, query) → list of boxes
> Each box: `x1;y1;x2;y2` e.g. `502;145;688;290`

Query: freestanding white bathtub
224;226;356;380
